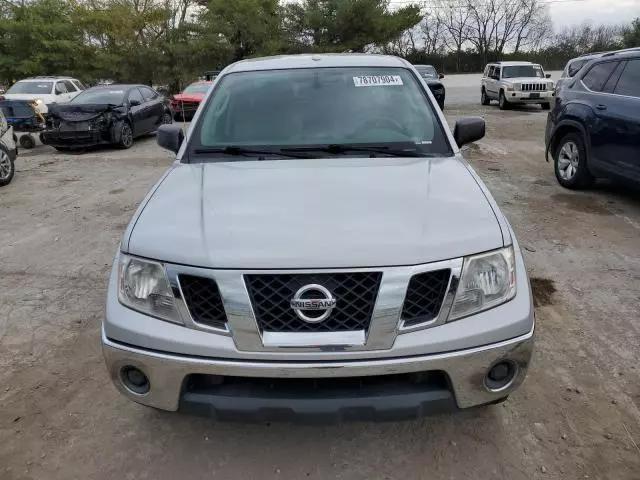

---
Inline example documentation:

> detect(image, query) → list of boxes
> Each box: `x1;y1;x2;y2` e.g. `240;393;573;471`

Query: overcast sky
386;0;639;28
549;0;639;27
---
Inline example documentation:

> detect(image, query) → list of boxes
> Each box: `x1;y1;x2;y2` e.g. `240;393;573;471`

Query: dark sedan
42;85;172;150
545;49;640;189
414;65;445;109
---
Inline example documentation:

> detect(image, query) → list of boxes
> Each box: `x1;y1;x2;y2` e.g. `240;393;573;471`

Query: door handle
596;104;607;111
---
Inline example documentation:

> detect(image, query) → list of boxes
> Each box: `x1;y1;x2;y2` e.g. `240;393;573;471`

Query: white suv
2;76;85;114
481;61;554;110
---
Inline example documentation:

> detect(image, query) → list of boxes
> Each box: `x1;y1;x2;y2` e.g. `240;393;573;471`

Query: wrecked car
0;107;18;187
41;85;173;150
171;81;212;121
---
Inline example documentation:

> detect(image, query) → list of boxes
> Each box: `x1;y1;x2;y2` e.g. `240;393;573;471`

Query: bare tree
420;12;445;55
466;0;552;62
435;0;472;69
512;0;552;52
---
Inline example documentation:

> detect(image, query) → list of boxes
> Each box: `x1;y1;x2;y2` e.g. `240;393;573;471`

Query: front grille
401;269;451;327
521;83;547;91
179;275;227;329
245;273;382;333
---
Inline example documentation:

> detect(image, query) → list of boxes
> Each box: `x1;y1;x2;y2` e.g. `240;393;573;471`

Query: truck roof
226;54;411;74
490;61;538;66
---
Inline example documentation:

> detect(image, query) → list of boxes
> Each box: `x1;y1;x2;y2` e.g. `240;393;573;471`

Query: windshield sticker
353;75;403;87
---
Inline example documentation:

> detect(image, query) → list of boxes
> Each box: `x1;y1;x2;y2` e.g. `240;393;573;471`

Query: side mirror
453;117;485;147
439;73;445;79
55;88;64;95
545;73;552;79
130;99;141;107
157;124;184;153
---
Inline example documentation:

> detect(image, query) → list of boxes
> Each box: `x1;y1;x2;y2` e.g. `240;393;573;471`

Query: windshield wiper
193;146;312;159
281;144;433;157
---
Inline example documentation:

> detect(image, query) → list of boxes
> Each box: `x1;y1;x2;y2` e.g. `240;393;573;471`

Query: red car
171;81;212;120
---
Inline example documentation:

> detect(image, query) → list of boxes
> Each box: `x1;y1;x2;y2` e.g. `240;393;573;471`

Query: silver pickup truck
103;54;535;422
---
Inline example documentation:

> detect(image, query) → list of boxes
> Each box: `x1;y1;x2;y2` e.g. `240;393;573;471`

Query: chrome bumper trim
102;323;534;412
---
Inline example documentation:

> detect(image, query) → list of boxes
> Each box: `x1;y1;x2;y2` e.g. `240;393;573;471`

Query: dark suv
545;49;640;189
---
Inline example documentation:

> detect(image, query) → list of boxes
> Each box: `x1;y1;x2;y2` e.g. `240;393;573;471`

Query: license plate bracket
529;93;540;99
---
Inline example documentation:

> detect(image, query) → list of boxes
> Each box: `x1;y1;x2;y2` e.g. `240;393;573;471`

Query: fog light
485;361;517;392
120;366;150;394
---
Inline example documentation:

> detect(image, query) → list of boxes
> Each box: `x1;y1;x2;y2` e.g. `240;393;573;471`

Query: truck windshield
192;67;451;159
6;81;53;94
183;83;211;94
502;65;544;78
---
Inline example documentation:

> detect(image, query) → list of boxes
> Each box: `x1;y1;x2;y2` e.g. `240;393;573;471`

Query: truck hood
3;93;46;101
126;156;504;269
503;77;551;84
172;93;205;102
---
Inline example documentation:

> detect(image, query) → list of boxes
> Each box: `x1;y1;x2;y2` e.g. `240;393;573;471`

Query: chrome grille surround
163;258;463;353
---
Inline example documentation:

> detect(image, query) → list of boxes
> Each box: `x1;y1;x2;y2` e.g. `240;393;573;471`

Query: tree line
0;0;638;90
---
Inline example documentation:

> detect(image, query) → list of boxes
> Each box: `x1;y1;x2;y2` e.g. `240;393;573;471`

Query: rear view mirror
545;73;552;79
130;99;141;107
157;124;184;153
439;73;445;79
453;117;485;147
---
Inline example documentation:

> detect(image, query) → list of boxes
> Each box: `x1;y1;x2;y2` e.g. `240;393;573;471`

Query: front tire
554;132;593;189
0;146;15;187
161;111;173;125
116;121;133;149
481;89;490;105
19;134;36;149
499;91;509;110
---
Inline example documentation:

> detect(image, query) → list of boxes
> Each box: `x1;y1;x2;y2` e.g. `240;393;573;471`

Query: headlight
118;254;181;323
448;246;516;321
34;99;44;105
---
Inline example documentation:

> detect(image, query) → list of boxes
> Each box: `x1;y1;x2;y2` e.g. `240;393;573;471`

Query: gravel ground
1;83;639;480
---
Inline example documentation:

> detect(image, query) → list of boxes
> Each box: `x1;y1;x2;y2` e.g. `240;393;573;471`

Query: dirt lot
1;94;639;480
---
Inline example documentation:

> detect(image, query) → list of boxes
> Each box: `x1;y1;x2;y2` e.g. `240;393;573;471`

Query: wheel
161;111;173;125
554;132;593;189
116;121;133;149
499;91;509;110
19;134;36;149
542;103;551;111
481;88;490;106
0;146;15;187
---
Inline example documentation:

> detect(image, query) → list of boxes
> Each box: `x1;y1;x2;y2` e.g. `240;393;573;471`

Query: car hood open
126;156;504;269
48;103;123;122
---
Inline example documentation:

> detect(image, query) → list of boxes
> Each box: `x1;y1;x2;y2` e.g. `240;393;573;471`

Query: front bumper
42;128;110;148
102;324;534;421
505;91;554;103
